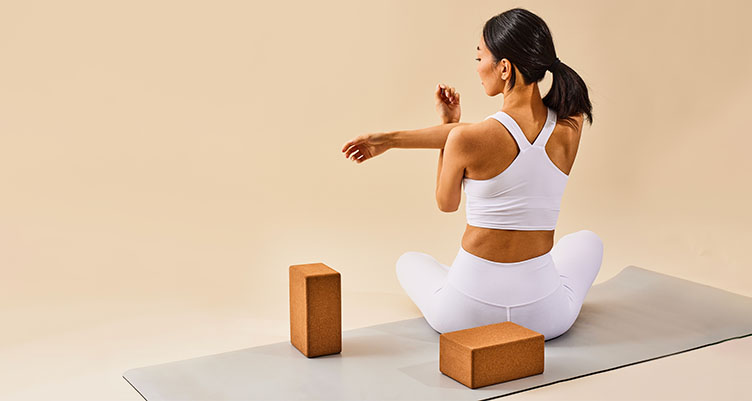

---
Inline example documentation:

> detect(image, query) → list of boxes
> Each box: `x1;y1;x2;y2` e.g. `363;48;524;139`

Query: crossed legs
395;229;604;338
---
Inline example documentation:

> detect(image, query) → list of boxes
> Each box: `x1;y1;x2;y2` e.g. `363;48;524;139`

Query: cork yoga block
439;321;544;388
289;263;342;358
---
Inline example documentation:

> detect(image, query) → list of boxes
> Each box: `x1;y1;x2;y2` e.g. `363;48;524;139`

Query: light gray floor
123;266;752;400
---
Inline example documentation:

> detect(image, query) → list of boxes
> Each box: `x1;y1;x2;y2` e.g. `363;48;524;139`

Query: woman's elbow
436;200;459;213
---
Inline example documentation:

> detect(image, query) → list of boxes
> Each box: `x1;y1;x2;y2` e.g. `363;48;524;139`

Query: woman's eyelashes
475;58;481;61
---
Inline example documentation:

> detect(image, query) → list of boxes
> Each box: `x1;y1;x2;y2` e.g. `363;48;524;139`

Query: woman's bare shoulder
446;119;506;159
453;119;497;135
445;120;494;138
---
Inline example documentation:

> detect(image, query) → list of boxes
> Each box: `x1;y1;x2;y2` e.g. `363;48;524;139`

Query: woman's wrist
382;131;398;149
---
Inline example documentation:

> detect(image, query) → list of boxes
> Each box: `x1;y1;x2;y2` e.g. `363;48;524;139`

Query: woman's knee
395;252;410;281
395;251;433;284
396;251;422;273
545;323;574;341
576;230;603;254
576;230;604;271
560;230;603;253
552;230;604;280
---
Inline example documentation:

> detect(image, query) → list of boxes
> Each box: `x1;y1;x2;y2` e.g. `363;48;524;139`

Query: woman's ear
498;58;510;81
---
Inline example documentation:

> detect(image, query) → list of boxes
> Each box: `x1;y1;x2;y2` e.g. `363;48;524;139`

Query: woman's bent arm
386;122;470;149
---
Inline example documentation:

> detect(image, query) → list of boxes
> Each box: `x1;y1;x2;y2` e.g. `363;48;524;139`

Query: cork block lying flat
439;321;544;388
289;263;341;358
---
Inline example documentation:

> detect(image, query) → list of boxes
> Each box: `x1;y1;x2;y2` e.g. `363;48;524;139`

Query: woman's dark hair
483;8;593;127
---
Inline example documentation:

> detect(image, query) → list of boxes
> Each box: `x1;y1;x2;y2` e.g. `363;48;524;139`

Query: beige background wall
1;1;751;399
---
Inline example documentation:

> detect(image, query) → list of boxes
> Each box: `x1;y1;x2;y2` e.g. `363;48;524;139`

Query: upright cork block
439;321;544;388
289;263;341;358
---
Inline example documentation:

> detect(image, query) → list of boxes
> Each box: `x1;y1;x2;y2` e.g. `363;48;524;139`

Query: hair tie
548;57;561;72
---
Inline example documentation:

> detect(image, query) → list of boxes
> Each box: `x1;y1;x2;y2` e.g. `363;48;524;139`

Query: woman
341;8;603;340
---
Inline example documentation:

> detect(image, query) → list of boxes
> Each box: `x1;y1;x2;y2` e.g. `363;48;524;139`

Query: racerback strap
485;107;557;150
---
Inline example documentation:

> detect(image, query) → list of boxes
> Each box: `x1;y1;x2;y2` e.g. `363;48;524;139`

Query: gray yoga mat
123;265;752;400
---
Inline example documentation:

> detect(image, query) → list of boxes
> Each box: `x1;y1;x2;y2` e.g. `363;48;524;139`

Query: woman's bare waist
462;224;554;263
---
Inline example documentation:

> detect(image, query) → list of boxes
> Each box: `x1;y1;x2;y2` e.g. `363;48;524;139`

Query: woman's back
460;107;584;263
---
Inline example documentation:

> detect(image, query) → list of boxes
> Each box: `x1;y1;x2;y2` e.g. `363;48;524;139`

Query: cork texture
439;321;544;388
289;263;341;358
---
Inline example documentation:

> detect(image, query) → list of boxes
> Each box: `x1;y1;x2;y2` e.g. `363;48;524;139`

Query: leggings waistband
457;245;553;269
447;246;562;306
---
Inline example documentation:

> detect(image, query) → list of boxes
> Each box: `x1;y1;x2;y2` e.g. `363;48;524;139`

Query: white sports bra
463;107;568;230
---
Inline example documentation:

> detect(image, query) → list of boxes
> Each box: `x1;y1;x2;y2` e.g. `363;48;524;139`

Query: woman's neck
501;82;547;117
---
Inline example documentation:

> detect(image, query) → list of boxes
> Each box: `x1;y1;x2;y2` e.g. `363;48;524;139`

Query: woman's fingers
342;140;358;153
447;88;458;103
344;145;360;159
348;148;366;163
343;133;374;163
438;84;449;102
342;135;366;156
437;83;459;104
343;142;367;161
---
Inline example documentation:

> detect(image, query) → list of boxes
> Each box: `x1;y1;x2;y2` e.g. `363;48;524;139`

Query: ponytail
544;60;593;126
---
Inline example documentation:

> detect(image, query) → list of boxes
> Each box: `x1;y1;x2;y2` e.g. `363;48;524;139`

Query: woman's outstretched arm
342;82;468;162
341;122;471;163
385;122;471;149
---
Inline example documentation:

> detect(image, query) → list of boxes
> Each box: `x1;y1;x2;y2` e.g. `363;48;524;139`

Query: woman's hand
341;132;392;164
435;83;461;124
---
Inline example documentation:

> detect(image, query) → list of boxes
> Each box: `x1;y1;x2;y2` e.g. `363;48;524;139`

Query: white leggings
395;230;604;340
